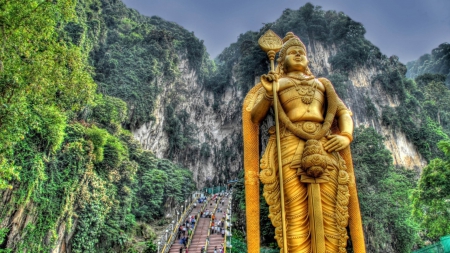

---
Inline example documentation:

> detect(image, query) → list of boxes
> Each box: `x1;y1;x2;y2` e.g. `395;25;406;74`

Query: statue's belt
268;121;331;138
267;121;334;182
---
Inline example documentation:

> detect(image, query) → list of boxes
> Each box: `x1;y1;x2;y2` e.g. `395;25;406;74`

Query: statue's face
284;46;308;73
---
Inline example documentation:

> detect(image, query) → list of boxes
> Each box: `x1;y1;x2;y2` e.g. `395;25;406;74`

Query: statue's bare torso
277;76;325;123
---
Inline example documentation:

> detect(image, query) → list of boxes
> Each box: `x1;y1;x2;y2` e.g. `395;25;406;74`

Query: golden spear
258;29;288;253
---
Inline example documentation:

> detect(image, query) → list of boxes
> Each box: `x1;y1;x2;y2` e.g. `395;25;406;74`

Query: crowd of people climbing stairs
169;191;231;253
177;214;196;248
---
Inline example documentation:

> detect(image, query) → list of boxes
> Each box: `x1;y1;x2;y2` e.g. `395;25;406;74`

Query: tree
352;127;418;253
423;80;450;127
134;169;168;221
0;0;96;189
413;140;450;241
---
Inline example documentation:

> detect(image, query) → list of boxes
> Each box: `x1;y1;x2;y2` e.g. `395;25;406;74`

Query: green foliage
260;248;279;253
363;95;378;119
415;73;447;87
91;94;128;132
327;73;350;98
230;236;248;253
0;0;197;252
0;0;96;189
232;170;277;247
86;126;109;162
259;191;277;246
1;113;194;252
72;203;105;253
381;106;401;131
73;0;211;129
127;135;195;223
134;169;168;220
373;56;408;100
0;157;19;190
422;79;450;130
164;103;197;158
204;31;267;112
268;4;381;73
351;127;418;253
376;58;450;162
226;229;278;253
65;123;87;142
406;43;450;86
144;241;157;253
0;227;8;246
100;135;127;169
412;140;450;241
36;106;68;152
200;143;211;159
231;170;246;225
5;131;91;251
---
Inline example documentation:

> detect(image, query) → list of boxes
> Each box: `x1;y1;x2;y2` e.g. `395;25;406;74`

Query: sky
121;0;450;63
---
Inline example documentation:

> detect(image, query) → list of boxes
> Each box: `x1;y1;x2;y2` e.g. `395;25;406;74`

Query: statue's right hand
260;71;278;94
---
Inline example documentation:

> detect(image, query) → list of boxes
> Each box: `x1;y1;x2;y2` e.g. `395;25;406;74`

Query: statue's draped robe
242;82;366;253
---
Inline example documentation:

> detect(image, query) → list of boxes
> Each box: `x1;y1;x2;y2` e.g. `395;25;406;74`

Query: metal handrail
224;192;232;253
186;201;207;249
203;195;222;253
159;192;200;253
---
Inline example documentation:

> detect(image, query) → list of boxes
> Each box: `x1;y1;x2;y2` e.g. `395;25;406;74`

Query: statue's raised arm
242;31;366;253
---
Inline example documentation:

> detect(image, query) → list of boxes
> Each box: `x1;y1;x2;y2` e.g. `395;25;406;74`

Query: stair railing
186;200;207;249
159;191;200;253
202;195;222;253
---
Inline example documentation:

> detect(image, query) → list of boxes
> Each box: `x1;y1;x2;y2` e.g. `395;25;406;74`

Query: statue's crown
278;32;307;63
283;32;299;43
277;32;313;76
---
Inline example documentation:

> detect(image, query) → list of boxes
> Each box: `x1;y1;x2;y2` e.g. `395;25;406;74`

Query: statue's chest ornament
289;78;318;105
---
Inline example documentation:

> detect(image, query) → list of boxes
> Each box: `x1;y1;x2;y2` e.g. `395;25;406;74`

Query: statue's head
277;32;312;76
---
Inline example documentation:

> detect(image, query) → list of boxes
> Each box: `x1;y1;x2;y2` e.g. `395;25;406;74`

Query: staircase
186;196;214;253
165;193;230;253
206;196;229;253
168;197;207;253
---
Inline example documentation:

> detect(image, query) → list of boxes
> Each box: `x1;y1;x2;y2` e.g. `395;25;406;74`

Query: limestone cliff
132;57;244;187
344;64;427;170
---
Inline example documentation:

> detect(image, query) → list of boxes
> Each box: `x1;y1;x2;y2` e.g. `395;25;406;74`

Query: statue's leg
261;134;312;253
320;144;350;253
279;135;310;253
321;165;340;252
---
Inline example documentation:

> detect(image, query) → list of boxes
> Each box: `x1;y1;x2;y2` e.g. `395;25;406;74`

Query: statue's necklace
287;76;318;104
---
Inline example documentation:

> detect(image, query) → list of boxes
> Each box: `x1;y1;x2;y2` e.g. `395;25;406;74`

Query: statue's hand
260;71;278;94
324;134;351;152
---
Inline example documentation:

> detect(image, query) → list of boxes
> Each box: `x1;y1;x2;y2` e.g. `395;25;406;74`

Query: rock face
344;66;426;170
132;57;244;187
1;184;78;253
131;34;426;189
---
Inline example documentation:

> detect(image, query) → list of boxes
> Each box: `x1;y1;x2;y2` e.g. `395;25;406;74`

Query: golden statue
242;31;366;253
